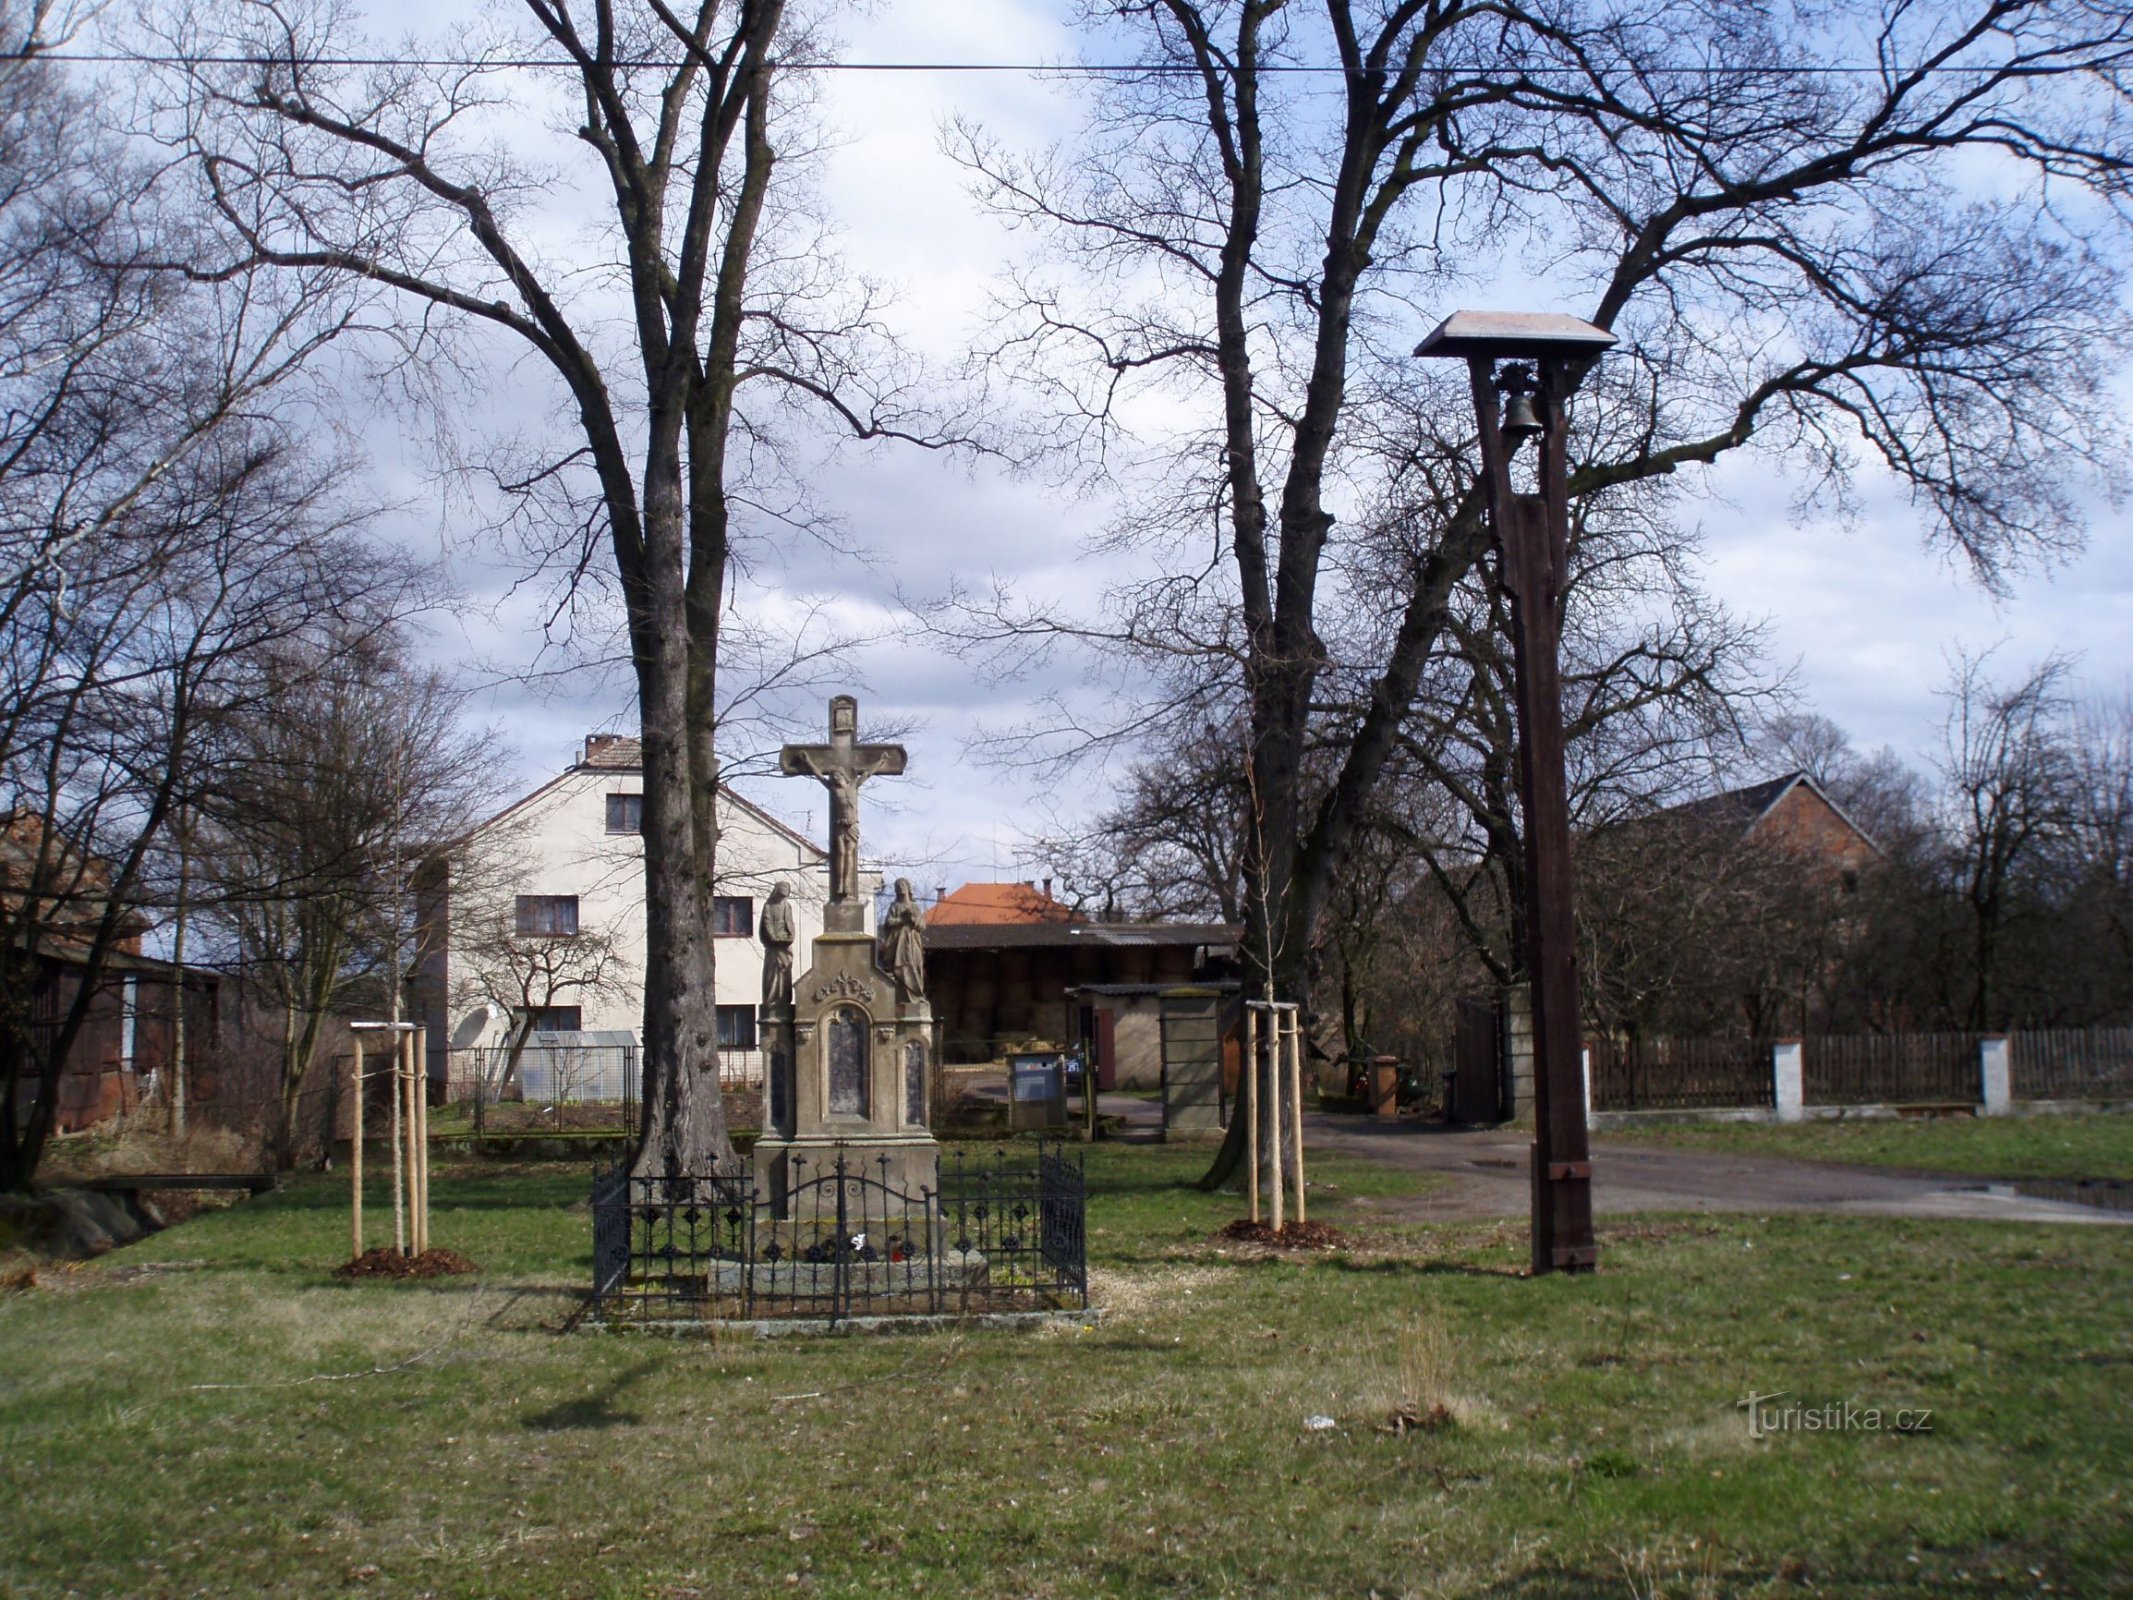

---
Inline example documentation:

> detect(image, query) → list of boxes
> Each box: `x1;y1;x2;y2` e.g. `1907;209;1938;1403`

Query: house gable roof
1654;771;1880;855
449;735;826;860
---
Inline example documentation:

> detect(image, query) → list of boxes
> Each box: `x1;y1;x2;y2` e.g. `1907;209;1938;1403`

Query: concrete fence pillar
1502;983;1534;1124
1980;1036;2012;1116
1773;1039;1804;1123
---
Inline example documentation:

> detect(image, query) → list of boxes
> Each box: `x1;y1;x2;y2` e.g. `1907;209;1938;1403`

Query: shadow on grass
1321;1253;1529;1280
521;1359;662;1431
257;1172;592;1217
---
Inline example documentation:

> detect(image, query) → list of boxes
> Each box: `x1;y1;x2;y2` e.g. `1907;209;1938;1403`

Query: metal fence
2009;1027;2133;1101
591;1142;1088;1326
1803;1032;1981;1106
446;1043;638;1134
1587;1035;1777;1112
713;1049;765;1088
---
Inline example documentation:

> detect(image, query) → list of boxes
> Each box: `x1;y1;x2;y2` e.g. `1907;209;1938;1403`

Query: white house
414;733;872;1091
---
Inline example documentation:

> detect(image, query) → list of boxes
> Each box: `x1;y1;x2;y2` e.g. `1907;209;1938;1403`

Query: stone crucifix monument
754;694;938;1216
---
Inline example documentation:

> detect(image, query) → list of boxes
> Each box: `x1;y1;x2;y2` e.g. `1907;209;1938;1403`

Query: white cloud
297;2;2133;894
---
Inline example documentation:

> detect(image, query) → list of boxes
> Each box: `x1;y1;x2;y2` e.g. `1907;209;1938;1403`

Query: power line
22;50;2040;77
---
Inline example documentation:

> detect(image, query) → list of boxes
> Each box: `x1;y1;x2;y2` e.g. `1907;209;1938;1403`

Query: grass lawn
1604;1111;2133;1182
2;1141;2128;1599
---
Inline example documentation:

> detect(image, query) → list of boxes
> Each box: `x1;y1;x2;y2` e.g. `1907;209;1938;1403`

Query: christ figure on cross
780;695;907;905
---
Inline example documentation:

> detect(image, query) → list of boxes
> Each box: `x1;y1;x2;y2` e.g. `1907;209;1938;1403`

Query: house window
1840;869;1860;896
711;895;753;936
716;1004;757;1051
515;895;580;936
527;1006;582;1033
605;793;643;834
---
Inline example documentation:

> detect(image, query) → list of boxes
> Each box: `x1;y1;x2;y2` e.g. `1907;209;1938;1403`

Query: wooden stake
1268;1011;1285;1234
390;1032;406;1256
413;1027;430;1255
1286;1008;1306;1226
1244;1007;1260;1225
404;1032;420;1256
350;1036;365;1260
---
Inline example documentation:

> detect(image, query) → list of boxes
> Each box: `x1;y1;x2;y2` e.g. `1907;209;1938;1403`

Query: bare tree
193;618;492;1164
2069;692;2133;1008
1035;715;1251;923
0;433;421;1186
953;0;2131;1182
1575;811;1846;1041
159;0;962;1177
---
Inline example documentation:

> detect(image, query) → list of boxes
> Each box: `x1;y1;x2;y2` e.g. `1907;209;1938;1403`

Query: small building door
1093;1007;1118;1092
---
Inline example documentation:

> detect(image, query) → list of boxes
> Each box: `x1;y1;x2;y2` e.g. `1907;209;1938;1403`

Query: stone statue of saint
758;883;796;1009
879;878;926;1002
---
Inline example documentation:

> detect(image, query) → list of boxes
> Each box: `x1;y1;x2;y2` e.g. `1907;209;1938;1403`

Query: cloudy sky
335;0;2131;893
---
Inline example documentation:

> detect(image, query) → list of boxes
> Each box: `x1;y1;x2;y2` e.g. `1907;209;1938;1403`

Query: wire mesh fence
443;1043;638;1134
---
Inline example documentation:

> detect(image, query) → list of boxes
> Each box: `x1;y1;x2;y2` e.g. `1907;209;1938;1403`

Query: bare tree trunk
169;806;189;1137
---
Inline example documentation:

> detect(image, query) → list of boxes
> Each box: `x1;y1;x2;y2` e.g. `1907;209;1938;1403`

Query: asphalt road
1302;1114;2133;1226
956;1072;2127;1225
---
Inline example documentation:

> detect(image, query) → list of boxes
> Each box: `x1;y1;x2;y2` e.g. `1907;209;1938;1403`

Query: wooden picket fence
1801;1032;1980;1106
2008;1027;2133;1101
1583;1024;2133;1115
1587;1035;1775;1112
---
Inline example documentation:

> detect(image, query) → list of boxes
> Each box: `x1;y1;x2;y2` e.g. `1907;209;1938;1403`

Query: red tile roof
927;882;1081;926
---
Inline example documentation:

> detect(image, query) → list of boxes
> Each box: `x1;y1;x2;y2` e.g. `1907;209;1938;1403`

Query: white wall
438;762;871;1071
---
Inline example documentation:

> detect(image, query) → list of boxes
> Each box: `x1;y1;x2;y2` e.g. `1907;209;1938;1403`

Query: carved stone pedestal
757;692;936;1218
756;931;937;1217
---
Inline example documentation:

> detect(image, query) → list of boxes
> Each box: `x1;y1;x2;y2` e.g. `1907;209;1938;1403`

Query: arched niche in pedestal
825;1005;869;1119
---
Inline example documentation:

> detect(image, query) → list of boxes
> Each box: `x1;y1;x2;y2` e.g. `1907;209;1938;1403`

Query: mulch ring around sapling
1218;1218;1349;1250
334;1247;479;1280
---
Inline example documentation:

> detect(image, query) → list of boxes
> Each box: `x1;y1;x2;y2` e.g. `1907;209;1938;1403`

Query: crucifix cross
780;694;906;907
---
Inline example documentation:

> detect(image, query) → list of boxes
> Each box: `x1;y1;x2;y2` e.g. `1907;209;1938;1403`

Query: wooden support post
412;1027;430;1255
390;1032;406;1256
404;1032;420;1256
1268;1011;1285;1235
1084;1038;1097;1141
1244;1006;1260;1224
1286;1008;1306;1226
1468;356;1597;1275
349;1036;365;1260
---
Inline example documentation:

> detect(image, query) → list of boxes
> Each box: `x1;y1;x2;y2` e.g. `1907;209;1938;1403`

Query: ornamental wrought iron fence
589;1142;1088;1326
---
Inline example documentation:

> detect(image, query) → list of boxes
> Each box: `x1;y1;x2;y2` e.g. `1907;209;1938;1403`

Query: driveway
1304;1113;2133;1226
